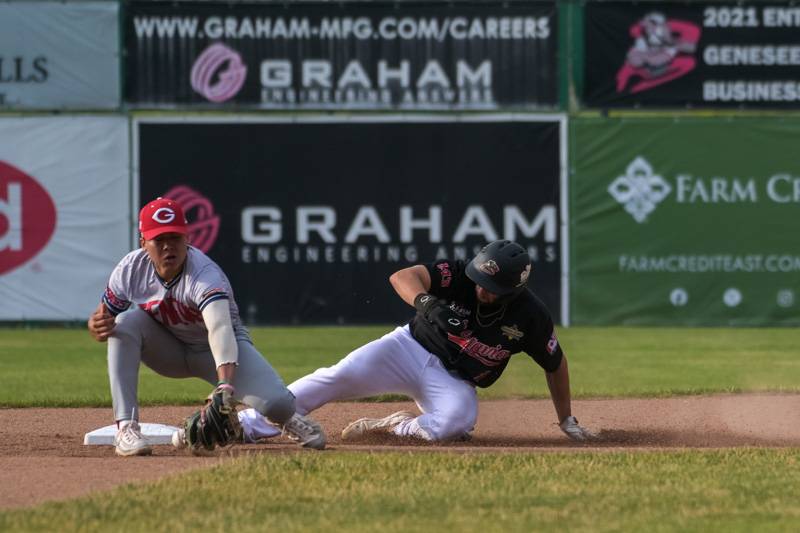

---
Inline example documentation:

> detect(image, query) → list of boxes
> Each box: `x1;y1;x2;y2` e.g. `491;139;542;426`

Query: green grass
1;450;798;532
1;326;799;406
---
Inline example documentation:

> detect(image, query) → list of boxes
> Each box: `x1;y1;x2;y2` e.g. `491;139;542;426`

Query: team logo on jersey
546;331;559;355
139;297;203;325
436;262;452;287
450;302;470;317
152;207;176;224
516;264;531;287
500;324;524;341
103;287;130;314
478;259;499;276
446;331;511;366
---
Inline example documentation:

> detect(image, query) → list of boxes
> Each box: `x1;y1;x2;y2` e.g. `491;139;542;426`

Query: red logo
616;12;700;94
139;297;203;326
446;331;510;366
162;185;219;253
436;262;452;287
0;161;57;275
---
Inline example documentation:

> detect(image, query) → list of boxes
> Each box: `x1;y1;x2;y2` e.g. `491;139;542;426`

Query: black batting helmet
465;240;531;296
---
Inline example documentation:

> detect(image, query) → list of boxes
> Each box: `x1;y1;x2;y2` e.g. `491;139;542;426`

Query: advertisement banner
136;116;566;325
126;1;558;109
585;2;800;108
0;2;120;109
571;117;800;326
0;117;129;320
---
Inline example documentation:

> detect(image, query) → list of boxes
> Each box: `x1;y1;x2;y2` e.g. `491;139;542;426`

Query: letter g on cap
152;207;176;224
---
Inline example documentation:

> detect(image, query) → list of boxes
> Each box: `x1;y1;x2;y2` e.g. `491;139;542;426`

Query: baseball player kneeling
87;197;326;456
239;240;595;443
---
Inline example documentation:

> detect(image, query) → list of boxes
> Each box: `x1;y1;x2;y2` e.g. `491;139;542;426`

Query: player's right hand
87;302;115;342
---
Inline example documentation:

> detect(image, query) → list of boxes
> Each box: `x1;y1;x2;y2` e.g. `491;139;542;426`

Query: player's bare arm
547;354;596;441
389;265;432;306
545;355;572;423
87;302;115;342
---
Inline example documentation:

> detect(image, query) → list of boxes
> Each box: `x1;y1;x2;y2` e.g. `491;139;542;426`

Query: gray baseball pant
107;307;295;424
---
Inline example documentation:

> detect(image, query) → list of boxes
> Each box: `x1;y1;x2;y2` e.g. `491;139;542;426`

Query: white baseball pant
239;325;478;441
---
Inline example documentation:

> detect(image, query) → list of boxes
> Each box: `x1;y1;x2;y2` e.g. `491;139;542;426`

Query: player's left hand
559;416;597;441
414;294;466;335
211;383;236;414
428;305;466;335
179;384;242;454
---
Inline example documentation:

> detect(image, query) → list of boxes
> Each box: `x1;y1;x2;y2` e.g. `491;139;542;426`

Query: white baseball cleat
341;411;416;440
282;413;327;450
171;428;186;449
114;421;153;457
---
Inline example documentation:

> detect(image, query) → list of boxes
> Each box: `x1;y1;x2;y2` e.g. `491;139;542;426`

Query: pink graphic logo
616;12;700;94
0;161;57;275
162;185;219;253
190;43;247;103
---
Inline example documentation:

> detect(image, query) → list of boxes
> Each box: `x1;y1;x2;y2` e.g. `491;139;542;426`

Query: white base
83;423;180;446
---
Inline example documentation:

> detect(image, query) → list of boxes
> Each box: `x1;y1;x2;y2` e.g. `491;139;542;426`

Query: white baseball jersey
102;246;249;346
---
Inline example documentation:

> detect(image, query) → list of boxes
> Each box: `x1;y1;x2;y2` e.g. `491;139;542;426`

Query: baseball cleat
171;428;186;449
341;411;416;440
114;421;153;457
282;413;327;450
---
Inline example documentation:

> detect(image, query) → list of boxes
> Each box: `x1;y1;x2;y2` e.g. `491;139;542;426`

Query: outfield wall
1;0;798;325
0;117;129;320
134;115;567;325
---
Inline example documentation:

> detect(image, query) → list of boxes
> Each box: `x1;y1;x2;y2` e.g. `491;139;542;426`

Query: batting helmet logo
478;260;500;276
152;207;176;224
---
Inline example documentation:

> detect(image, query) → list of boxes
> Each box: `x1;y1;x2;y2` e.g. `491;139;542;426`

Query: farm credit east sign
571;117;800;326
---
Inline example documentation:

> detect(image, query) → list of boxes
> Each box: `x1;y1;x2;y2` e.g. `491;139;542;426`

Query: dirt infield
1;394;799;510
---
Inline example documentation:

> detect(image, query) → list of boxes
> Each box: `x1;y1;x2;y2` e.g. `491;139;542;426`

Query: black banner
585;2;800;108
137;118;563;325
126;1;558;109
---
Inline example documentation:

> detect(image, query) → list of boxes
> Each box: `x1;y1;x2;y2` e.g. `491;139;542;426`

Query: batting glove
414;294;466;335
559;416;596;441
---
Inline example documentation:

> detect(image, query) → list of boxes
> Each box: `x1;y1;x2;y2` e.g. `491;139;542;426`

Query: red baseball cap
139;197;188;240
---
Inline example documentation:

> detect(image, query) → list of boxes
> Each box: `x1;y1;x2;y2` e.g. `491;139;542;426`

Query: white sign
0;117;129;319
0;2;120;109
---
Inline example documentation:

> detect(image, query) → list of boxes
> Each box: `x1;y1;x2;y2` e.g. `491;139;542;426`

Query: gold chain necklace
475;303;507;327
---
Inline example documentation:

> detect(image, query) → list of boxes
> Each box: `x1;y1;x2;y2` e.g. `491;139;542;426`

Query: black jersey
409;259;563;388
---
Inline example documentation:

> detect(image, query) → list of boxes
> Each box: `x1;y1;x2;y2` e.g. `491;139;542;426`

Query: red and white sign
0;161;57;275
0;117;129;320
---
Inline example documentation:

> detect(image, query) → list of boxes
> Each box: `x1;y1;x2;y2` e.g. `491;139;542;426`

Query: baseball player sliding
87;197;326;456
239;240;595;443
